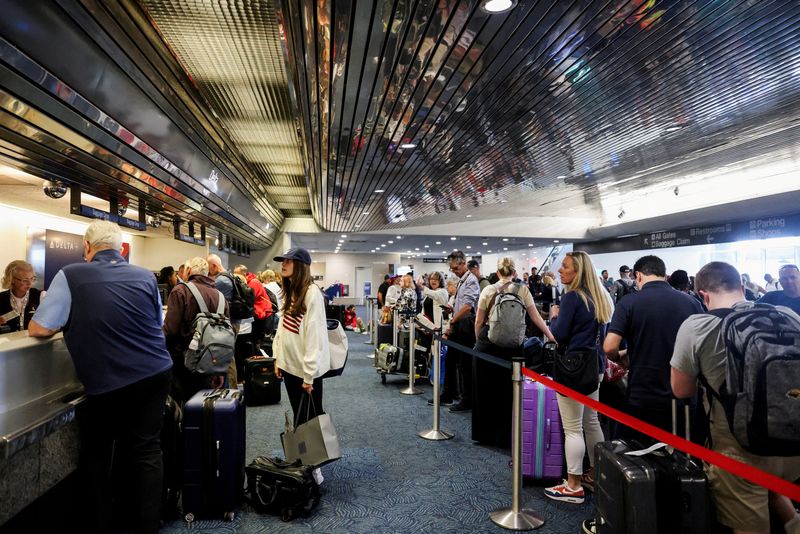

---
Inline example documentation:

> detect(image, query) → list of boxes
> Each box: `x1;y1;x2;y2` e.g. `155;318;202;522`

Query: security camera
117;198;129;217
618;208;626;219
673;186;680;196
42;180;68;199
147;215;162;228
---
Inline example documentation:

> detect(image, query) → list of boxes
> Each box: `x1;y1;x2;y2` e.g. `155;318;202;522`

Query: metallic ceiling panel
280;0;800;232
139;0;311;216
0;0;282;245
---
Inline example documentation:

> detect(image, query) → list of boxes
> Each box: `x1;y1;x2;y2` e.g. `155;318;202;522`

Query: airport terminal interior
1;0;800;532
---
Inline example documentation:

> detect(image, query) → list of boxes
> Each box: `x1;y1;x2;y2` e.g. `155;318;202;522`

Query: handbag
321;319;348;378
281;394;341;467
553;324;601;395
246;456;320;521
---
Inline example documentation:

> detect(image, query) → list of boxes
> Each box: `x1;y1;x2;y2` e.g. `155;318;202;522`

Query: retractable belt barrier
433;334;800;503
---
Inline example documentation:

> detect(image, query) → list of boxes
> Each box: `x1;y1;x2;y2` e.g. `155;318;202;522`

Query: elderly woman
0;260;42;331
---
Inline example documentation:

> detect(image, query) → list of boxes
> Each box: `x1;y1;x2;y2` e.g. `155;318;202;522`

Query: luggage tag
624;442;668;457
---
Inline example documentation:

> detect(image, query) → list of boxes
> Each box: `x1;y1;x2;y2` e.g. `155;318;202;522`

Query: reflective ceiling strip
141;0;311;217
278;0;800;232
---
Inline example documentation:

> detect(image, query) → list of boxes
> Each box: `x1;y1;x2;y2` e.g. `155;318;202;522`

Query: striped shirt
282;313;304;334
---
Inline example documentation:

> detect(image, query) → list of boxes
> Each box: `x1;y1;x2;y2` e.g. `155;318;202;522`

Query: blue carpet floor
162;331;592;533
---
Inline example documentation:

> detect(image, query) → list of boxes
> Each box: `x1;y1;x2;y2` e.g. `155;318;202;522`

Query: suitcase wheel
224;511;235;522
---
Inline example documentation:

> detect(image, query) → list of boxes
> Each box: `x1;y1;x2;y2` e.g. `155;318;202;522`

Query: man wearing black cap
611;264;636;303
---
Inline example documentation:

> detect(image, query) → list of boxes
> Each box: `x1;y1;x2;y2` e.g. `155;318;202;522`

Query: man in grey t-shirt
670;261;800;533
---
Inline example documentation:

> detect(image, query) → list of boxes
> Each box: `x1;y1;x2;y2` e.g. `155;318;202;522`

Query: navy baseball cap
274;247;312;265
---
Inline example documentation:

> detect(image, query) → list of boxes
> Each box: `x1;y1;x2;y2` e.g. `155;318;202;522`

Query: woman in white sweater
273;248;330;426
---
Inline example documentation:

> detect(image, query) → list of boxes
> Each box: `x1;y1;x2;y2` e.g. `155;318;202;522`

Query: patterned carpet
161;330;593;533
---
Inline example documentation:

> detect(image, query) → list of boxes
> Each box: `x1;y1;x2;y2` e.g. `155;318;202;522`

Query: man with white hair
29;220;172;534
164;257;229;402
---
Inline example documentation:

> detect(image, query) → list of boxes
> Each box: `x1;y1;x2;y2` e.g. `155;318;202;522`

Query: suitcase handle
546;418;551;450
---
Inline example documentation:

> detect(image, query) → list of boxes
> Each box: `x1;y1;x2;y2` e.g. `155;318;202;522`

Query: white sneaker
312;467;324;485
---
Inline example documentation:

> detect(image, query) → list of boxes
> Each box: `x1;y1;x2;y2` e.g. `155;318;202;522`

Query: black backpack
220;272;255;321
264;287;279;332
704;303;800;456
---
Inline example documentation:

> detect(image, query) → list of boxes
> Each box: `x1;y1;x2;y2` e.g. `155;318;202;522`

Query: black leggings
283;372;325;426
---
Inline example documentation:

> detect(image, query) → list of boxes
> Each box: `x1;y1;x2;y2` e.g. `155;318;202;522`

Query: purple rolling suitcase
521;378;563;479
183;389;246;522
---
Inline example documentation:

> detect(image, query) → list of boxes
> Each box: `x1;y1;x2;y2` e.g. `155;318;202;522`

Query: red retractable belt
521;367;800;502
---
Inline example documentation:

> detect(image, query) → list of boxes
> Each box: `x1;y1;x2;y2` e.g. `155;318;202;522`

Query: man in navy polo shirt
30;220;172;534
603;255;703;443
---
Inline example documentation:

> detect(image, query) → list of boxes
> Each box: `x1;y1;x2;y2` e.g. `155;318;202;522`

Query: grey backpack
488;282;527;348
183;282;236;375
705;303;800;456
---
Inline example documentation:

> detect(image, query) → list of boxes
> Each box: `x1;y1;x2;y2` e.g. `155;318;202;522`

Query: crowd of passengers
2;228;799;534
376;251;800;534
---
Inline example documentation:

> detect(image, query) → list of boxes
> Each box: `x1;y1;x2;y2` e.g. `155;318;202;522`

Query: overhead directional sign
577;214;800;255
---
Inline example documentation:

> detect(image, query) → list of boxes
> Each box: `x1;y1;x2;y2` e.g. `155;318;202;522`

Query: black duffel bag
246;456;320;521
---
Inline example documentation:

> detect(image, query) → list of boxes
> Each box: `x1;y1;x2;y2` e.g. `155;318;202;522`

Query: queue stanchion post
399;311;422;395
392;308;399;348
363;297;373;343
490;355;544;531
419;333;453;440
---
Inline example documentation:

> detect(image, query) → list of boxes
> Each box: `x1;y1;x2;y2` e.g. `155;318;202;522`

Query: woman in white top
272;248;330;427
416;271;449;329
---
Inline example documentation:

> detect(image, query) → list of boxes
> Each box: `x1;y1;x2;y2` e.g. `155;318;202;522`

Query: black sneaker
427;398;454;406
449;402;472;412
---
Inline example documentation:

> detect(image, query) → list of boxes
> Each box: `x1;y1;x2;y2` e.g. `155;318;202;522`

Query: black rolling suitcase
648;401;711;534
595;400;710;534
325;304;345;323
244;355;282;406
183;389;246;523
595;440;658;533
376;322;393;347
161;395;183;520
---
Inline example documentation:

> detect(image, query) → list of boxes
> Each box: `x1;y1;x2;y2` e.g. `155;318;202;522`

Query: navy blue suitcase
182;389;246;522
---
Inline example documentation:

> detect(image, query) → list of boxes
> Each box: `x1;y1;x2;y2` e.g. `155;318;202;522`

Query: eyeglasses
13;276;37;283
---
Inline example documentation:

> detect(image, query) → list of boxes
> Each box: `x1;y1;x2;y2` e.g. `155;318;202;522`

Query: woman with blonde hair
544;251;613;504
0;260;42;331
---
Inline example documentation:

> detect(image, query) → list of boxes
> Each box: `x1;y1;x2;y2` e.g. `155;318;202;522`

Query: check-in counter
0;331;84;525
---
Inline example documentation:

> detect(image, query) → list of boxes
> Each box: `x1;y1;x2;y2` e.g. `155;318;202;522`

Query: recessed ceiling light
557;175;566;179
355;225;361;228
523;253;527;256
374;189;385;193
363;211;369;215
399;143;417;149
528;243;533;247
388;240;394;244
482;242;488;245
466;214;472;218
488;249;492;253
503;247;508;251
553;240;560;243
396;235;402;239
311;250;316;253
435;241;441;245
450;237;457;241
338;239;344;243
466;246;471;249
479;0;517;14
424;244;430;248
381;244;386;247
341;234;347;238
502;238;509;242
453;248;457;251
415;248;419;251
442;250;447;253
